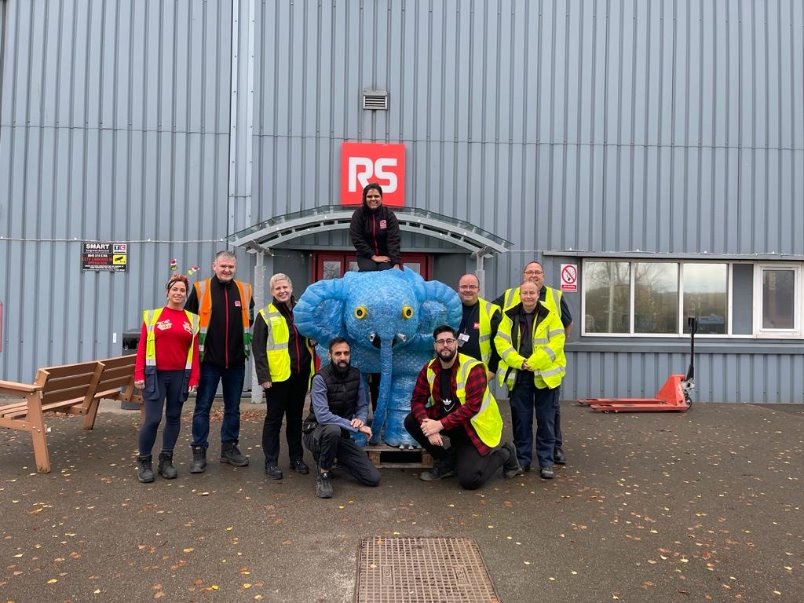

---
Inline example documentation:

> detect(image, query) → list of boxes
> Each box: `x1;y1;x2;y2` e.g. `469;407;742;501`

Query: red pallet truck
578;317;698;413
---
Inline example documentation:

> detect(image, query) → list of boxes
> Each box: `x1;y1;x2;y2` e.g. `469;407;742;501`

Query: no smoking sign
560;264;578;292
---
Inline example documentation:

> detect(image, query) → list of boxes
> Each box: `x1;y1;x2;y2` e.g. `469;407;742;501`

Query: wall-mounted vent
362;90;389;111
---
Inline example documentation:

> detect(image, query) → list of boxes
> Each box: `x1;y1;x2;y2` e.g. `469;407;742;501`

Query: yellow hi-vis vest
495;302;566;390
143;308;199;369
194;278;253;360
425;354;503;448
258;303;292;382
476;298;502;365
502;285;563;316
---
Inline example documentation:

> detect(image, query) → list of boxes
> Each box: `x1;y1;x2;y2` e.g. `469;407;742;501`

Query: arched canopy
227;205;512;256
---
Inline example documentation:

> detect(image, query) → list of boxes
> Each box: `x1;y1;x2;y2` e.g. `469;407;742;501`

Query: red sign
560;264;578;293
340;142;406;207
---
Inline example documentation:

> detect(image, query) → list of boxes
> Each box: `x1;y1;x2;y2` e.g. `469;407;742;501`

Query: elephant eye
402;305;414;319
354;306;368;319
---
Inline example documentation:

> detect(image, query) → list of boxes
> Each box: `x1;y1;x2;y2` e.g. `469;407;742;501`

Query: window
682;264;728;334
634;263;678;333
755;265;799;335
584;262;630;333
582;260;802;338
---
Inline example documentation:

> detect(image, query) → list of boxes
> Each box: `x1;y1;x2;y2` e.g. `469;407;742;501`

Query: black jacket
349;203;401;265
185;276;254;369
252;298;312;384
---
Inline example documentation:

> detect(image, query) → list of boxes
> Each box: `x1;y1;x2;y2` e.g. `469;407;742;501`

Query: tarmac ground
1;400;802;602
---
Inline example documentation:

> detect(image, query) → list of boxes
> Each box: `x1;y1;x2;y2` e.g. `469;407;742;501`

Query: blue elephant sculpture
294;268;461;447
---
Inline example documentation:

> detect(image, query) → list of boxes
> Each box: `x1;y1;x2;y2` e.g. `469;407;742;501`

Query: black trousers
357;257;393;272
403;413;507;490
303;424;380;486
262;371;309;464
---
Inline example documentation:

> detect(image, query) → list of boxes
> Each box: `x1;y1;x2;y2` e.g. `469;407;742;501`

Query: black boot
136;454;154;483
220;442;249;467
190;445;207;474
158;452;178;479
502;442;524;478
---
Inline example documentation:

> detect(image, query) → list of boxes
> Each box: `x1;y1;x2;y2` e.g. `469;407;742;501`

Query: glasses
434;338;457;346
524;270;543;276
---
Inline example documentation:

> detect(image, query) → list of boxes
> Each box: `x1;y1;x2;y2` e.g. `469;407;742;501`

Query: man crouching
404;325;523;490
303;338;380;499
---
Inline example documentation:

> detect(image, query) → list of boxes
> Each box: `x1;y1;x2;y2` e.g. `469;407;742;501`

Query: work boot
540;466;555;480
419;457;456;481
220;443;249;467
291;458;310;475
316;471;334;498
502;442;524;478
264;462;283;480
136;454;154;483
158;452;178;480
553;447;567;465
190;446;207;474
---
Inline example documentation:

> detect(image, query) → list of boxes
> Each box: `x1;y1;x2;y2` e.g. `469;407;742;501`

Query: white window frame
753;264;801;339
581;257;740;339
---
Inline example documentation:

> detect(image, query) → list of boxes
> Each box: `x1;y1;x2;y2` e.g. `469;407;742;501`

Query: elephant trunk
369;339;394;444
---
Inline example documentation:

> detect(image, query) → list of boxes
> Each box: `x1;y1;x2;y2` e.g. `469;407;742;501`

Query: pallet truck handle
685;317;698;381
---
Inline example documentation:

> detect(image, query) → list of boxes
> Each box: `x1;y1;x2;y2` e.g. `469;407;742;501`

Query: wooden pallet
364;445;433;469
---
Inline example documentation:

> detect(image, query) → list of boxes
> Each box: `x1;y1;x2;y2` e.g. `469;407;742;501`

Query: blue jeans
508;378;558;470
191;362;246;448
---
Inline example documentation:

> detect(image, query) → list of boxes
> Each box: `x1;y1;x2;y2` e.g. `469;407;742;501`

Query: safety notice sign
560;263;577;292
82;242;128;272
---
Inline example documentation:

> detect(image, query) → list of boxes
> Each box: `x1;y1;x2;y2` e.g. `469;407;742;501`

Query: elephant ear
416;279;463;338
294;278;346;345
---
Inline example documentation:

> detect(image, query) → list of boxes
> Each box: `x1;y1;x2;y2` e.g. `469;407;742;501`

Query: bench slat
39;361;102;380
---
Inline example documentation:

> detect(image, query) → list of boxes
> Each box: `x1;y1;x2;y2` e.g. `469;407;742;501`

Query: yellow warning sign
113;254;127;265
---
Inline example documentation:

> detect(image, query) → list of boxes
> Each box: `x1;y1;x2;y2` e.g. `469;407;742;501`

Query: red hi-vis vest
193;278;253;360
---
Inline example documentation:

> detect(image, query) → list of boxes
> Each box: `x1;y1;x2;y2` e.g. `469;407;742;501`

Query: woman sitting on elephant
349;183;402;272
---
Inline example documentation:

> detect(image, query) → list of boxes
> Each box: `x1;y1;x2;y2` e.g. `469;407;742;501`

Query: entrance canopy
227;205;512;256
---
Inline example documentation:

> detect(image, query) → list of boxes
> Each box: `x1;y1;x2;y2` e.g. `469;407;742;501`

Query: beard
437;347;457;362
333;359;351;375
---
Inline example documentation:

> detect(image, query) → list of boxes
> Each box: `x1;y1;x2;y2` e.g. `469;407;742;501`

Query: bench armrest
0;380;41;394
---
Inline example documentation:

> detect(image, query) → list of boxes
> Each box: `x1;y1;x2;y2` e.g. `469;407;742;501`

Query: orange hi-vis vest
193;278;253;360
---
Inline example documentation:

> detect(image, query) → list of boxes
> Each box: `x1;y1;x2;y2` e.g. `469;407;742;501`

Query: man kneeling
303;338;380;499
404;325;523;490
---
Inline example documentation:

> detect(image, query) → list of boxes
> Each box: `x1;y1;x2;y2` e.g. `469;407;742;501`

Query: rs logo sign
340;142;406;207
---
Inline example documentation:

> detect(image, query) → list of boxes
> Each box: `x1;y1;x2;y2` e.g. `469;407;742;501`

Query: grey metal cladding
0;0;232;380
1;0;803;403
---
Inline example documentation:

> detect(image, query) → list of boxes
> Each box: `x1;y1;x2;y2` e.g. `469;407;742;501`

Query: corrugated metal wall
569;350;804;404
0;0;235;380
1;0;802;402
253;0;804;281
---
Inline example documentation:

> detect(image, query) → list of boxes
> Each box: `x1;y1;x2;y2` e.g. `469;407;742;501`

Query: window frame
753;264;801;339
581;259;802;339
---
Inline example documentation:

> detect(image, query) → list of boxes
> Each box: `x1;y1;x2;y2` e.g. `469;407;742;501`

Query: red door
313;252;432;281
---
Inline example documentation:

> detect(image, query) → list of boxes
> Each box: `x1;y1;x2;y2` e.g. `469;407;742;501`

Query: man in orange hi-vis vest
185;250;254;473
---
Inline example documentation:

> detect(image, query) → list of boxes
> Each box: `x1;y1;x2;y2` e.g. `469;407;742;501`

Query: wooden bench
0;355;140;473
94;355;142;410
0;360;104;473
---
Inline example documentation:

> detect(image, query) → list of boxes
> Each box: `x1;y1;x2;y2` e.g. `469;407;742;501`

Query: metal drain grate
356;537;501;602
